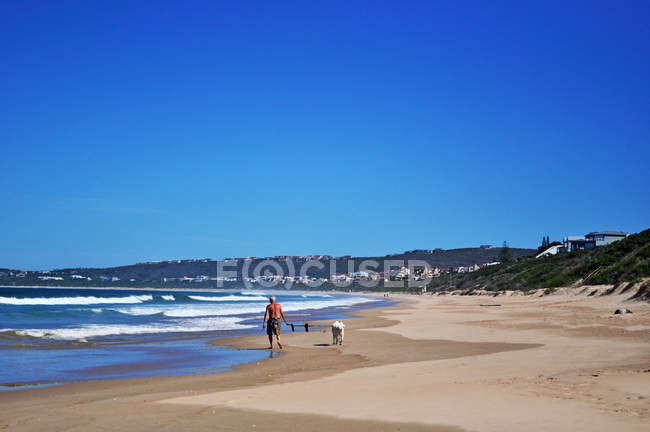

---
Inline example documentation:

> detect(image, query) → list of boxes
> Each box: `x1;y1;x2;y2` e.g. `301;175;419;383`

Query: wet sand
1;291;649;431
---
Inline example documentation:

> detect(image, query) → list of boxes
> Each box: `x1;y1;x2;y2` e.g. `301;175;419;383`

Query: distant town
0;230;631;289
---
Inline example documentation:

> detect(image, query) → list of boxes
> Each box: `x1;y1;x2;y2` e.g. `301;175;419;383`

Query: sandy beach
1;290;649;431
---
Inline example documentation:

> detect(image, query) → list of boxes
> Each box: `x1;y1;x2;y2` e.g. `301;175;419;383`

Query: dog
331;320;345;345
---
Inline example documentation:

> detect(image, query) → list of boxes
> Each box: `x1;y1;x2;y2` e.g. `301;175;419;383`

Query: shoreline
1;291;649;431
2;296;445;432
0;289;386;390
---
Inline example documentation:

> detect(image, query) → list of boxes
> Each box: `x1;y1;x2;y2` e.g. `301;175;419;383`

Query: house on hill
585;231;628;247
561;231;628;252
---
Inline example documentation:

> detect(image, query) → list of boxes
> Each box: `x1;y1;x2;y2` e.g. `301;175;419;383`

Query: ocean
0;287;379;390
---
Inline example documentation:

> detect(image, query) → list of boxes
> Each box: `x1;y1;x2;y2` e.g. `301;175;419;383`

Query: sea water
0;287;378;389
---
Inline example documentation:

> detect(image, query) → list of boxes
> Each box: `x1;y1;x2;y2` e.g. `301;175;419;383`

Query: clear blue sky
1;1;648;270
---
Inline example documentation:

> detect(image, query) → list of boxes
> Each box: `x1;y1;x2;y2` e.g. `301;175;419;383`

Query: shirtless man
263;296;290;349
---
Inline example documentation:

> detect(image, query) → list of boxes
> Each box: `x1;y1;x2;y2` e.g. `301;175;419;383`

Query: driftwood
289;323;310;332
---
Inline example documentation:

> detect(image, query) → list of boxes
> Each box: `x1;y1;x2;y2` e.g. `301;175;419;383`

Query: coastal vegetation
427;228;650;294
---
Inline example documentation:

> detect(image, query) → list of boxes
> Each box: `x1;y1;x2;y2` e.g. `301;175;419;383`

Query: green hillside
428;228;650;293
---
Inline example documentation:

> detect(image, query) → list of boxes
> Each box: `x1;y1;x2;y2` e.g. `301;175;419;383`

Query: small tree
500;240;513;263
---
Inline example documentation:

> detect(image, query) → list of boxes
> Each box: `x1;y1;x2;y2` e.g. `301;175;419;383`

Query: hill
0;247;535;288
428;228;650;294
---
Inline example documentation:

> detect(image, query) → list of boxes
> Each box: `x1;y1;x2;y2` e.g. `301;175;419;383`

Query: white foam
281;297;375;313
113;296;375;318
0;295;153;306
111;307;164;316
161;295;175;301
189;295;267;302
12;317;253;340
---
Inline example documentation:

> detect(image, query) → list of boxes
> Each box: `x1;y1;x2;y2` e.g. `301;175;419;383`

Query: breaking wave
188;295;267;302
112;296;375;318
0;295;153;306
5;316;253;341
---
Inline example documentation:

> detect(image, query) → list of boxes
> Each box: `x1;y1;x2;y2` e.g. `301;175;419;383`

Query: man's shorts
267;318;281;336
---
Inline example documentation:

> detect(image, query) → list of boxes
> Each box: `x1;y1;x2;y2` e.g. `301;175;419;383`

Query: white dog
331;320;345;345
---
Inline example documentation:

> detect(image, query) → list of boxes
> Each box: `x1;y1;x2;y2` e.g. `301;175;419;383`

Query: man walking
263;295;290;349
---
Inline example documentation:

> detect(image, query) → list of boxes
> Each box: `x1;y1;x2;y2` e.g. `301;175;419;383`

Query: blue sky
1;1;648;270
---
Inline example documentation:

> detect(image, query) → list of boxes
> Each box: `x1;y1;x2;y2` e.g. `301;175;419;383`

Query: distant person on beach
263;296;290;349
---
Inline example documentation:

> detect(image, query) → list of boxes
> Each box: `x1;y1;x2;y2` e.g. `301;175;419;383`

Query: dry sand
1;290;649;431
